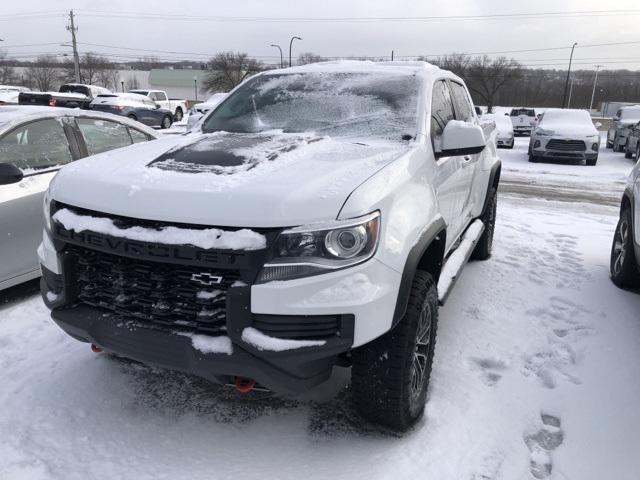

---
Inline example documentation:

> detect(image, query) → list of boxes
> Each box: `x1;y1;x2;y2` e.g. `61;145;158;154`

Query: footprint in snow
471;356;509;386
524;413;564;479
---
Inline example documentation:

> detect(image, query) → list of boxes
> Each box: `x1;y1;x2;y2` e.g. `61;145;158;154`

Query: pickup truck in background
129;89;188;122
18;84;111;109
509;107;537;135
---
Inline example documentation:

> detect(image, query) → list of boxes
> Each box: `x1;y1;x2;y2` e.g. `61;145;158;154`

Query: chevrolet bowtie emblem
190;273;224;286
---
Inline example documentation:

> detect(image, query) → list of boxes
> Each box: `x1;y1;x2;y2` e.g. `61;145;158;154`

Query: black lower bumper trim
50;305;353;393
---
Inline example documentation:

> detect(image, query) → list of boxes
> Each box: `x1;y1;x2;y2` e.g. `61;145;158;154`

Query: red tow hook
91;343;103;353
234;376;256;393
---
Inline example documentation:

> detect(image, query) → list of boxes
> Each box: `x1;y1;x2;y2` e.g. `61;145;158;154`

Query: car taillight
116;105;125;111
48;98;56;107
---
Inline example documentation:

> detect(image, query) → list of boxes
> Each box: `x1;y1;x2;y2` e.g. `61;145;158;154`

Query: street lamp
193;75;198;102
561;42;578;108
289;36;302;68
120;79;124;93
270;44;283;68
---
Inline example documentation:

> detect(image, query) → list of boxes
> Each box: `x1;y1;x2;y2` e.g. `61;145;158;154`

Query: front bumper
513;126;533;134
496;136;514;147
532;137;599;160
38;211;400;393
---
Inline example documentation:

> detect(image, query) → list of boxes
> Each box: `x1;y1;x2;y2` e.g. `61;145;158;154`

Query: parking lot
2;135;639;480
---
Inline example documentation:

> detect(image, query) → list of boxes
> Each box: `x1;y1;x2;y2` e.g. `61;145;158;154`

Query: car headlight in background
257;211;380;282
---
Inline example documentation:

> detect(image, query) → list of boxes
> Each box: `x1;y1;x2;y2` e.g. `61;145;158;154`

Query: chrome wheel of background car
410;302;432;401
174;109;183;122
612;218;630;275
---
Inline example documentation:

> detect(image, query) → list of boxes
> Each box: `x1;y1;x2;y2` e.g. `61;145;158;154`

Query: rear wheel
625;144;633;159
161;115;172;129
127;114;137;121
352;271;438;431
610;208;639;288
174;107;183;122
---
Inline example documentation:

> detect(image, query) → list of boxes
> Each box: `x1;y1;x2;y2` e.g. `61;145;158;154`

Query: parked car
38;61;501;432
482;113;514;149
624;120;640;159
610;160;640;289
607;105;640;151
19;83;111;109
186;92;227;128
528;108;601;165
129;90;188;122
0;85;31;104
90;93;174;129
0;106;158;291
509;107;537;135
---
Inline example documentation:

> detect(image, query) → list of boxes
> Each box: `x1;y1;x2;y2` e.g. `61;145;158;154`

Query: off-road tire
161;115;172;129
352;271;438;432
610;208;640;288
471;187;497;260
174;107;183;122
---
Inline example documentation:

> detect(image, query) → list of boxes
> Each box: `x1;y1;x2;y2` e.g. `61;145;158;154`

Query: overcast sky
2;0;640;70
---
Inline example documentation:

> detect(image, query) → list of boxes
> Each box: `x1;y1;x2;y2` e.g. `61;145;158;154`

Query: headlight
43;189;52;231
533;140;541;148
257;212;380;283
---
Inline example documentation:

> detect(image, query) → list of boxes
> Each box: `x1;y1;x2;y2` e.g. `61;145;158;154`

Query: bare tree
128;74;140;90
25;55;60;91
427;53;471;78
466;56;522;113
297;52;326;65
0;52;16;85
203;52;263;92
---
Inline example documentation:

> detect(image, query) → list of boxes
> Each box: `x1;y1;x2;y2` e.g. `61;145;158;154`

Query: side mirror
155;104;161;109
0;163;24;185
595;122;603;128
438;121;486;157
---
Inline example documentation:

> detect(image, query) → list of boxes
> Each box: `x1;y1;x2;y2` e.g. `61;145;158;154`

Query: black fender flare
480;160;502;217
391;216;447;329
621;188;639;261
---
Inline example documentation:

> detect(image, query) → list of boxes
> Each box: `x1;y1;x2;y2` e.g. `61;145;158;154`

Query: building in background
117;69;210;103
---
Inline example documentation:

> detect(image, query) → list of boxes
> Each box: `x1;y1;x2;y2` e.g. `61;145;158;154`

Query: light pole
567;75;575;108
289;36;302;68
193;75;198;101
561;42;578;108
270;44;283;68
589;65;603;111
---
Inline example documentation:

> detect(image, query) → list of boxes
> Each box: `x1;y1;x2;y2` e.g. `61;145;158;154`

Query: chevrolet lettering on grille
190;273;224;286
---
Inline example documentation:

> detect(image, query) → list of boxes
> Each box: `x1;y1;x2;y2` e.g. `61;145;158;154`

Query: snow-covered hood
50;132;412;228
537;121;598;138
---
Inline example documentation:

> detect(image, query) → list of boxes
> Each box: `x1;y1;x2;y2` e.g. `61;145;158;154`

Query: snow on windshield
202;72;419;142
539;109;593;128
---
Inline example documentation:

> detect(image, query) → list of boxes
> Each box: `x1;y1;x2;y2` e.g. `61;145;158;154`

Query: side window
449;82;474;122
128;128;151;144
157;92;167;101
77;118;132;156
142;98;156;109
0;118;73;170
430;80;456;154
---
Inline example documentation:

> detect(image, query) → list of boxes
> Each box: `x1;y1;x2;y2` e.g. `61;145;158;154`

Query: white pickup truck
129;90;188;122
39;61;501;431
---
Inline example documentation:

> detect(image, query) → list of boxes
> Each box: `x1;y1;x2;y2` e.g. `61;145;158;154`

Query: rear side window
430;80;456;153
128;128;151;144
449;81;474;122
0;118;72;170
77;118;132;156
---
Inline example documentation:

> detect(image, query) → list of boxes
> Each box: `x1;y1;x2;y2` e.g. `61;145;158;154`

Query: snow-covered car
528;108;600;166
482;113;514;149
610;160;640;288
38;61;501;431
90;93;174;129
0;106;159;291
129;90;188;122
186;92;227;129
19;84;111;109
0;85;30;105
607;105;640;151
509;107;537;135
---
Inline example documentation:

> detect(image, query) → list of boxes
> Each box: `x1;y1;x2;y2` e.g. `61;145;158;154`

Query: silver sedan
0;106;159;291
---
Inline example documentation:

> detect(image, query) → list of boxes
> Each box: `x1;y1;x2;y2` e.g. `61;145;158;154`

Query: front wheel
174;108;183;122
610;208;639;288
472;187;497;260
528;154;538;163
586;157;597;166
161;115;172;129
625;144;633;159
352;271;438;431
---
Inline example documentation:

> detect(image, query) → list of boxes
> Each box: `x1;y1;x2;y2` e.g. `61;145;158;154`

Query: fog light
533;140;541;148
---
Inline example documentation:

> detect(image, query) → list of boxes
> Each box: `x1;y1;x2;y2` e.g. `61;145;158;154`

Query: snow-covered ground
1;137;640;479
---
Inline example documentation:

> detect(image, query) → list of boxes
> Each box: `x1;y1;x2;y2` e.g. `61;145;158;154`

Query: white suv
38;62;501;431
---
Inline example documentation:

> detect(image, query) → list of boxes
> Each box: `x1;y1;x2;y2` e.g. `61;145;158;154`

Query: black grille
68;246;240;334
546;139;586;151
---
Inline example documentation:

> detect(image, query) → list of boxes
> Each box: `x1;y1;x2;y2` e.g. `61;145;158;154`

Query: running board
437;219;485;305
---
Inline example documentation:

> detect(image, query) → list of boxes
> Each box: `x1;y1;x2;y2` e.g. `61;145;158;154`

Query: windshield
59;85;89;95
511;108;535;117
202;72;420;142
538;109;593;128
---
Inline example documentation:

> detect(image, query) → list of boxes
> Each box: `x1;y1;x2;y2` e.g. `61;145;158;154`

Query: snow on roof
266;60;445;77
618;105;640;120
